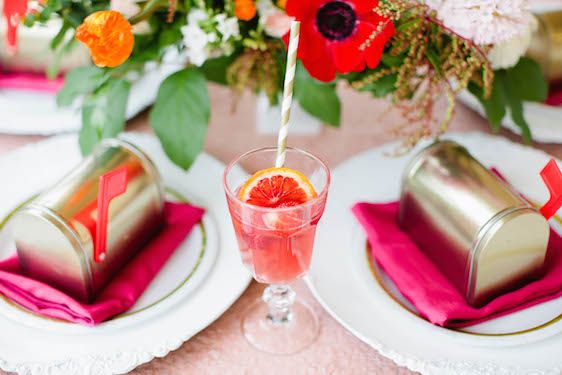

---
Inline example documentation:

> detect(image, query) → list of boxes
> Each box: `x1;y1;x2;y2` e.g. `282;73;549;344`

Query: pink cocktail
231;201;322;284
223;147;330;354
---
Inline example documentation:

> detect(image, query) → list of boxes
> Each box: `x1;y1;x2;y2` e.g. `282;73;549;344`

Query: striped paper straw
275;20;301;168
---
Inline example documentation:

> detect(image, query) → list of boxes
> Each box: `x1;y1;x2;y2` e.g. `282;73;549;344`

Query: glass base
241;298;319;355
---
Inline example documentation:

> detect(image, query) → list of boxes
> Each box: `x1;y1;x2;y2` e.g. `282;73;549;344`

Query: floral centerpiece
6;0;547;169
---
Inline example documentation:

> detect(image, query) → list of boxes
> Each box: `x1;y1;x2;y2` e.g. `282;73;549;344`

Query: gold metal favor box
399;141;550;307
11;139;165;303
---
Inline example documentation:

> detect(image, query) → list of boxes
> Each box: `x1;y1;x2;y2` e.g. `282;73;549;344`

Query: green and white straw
275;20;301;168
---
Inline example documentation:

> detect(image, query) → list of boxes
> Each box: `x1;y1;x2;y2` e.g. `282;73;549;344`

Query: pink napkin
0;72;64;92
0;201;204;325
352;201;562;328
546;84;562;106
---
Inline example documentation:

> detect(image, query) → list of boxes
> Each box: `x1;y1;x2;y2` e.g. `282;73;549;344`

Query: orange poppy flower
234;0;256;21
76;10;134;68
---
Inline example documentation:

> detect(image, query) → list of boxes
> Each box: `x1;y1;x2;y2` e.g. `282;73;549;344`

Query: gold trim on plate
366;243;562;337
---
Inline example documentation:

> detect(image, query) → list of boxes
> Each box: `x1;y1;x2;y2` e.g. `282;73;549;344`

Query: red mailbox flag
95;167;128;263
540;159;562;220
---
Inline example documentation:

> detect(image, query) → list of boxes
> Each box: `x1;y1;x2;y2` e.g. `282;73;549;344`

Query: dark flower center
316;1;357;41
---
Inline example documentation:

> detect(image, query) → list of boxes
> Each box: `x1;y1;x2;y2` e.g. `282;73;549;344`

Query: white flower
257;0;293;38
110;0;151;34
488;15;538;69
424;0;533;45
188;9;208;25
162;46;189;65
207;32;219;43
180;24;209;66
179;9;239;66
215;14;240;41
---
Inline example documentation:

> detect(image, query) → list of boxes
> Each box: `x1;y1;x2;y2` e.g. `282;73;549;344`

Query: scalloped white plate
0;133;251;374
307;132;562;375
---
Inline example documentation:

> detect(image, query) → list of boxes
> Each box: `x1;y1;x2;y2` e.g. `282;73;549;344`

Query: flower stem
129;0;167;25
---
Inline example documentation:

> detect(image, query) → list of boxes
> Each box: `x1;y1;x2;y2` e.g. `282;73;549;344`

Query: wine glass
223;147;330;354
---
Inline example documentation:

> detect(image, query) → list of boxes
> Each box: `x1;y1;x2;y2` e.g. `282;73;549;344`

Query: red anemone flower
283;0;395;82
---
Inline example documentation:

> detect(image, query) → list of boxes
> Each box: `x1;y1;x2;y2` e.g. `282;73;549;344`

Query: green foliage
469;58;548;142
468;81;505;132
504;58;548;102
25;0;551;170
150;68;210;170
201;55;237;85
359;73;398;98
294;64;341;127
56;66;109;107
80;78;131;155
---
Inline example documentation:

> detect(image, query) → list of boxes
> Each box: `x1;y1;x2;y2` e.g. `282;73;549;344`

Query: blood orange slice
238;167;317;208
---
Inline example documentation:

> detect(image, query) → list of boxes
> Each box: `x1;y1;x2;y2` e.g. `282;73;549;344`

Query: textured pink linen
352;201;562;328
0;201;204;325
0;72;64;92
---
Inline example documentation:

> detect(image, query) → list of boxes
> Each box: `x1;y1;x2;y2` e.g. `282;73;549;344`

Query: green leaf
501;71;532;143
381;53;405;68
294;64;341;127
150;68;210;170
50;21;70;51
426;48;442;76
468;80;506;132
395;18;421;33
200;55;236;85
57;66;109;107
79;78;131;155
47;36;78;80
158;19;185;50
504;58;548;102
360;73;398;98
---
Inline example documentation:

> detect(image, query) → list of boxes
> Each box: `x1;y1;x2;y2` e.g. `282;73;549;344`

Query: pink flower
424;0;532;45
257;0;293;38
264;10;293;38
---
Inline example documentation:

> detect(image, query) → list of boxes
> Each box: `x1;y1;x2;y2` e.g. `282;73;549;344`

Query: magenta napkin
0;201;204;325
352;201;562;328
546;84;562;106
0;72;64;92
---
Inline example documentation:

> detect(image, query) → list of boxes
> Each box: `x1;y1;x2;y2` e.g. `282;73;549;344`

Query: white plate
0;64;179;135
0;133;252;374
307;132;562;375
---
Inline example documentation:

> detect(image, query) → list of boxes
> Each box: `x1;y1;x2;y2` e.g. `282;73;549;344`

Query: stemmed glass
223;147;330;355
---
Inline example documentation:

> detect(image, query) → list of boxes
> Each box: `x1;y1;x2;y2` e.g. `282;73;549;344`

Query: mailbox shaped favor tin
399;140;562;307
11;139;164;303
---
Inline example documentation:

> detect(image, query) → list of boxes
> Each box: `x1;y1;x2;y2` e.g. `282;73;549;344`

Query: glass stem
262;284;296;325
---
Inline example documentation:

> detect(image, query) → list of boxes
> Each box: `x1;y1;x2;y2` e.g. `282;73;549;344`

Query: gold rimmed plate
362;236;562;338
0;188;216;330
0;133;251;374
307;132;562;374
360;200;562;338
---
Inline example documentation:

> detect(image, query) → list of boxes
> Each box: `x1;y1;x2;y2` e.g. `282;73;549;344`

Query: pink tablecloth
1;85;562;375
